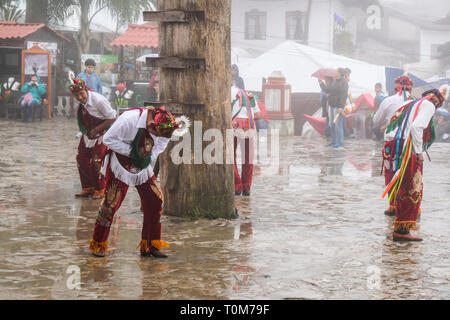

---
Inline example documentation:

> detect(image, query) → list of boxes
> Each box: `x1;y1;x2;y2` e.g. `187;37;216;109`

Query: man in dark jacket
320;68;348;148
231;64;245;89
320;76;333;137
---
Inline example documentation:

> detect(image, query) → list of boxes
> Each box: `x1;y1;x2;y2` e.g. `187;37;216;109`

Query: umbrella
311;68;337;81
304;114;326;135
353;93;375;111
304;113;360;136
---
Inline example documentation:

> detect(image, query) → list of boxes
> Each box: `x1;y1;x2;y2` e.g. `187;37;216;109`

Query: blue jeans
255;119;269;130
329;107;344;146
20;100;39;121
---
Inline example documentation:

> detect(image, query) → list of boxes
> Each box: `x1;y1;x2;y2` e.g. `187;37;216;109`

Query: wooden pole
153;0;236;219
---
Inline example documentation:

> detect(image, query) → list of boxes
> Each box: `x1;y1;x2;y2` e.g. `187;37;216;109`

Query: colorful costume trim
382;89;446;233
90;239;108;254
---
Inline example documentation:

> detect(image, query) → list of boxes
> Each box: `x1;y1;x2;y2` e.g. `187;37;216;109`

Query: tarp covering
303;114;326;135
353;93;375;111
385;67;428;94
240;40;386;97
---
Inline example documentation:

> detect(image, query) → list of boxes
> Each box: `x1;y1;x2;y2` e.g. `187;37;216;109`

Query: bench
0;100;44;121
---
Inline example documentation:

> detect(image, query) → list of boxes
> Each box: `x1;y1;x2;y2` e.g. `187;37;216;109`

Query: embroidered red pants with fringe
394;153;423;233
234;119;255;192
90;160;168;254
76;137;107;191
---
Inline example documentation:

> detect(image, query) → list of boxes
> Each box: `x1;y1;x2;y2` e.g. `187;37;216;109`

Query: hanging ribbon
232;89;256;129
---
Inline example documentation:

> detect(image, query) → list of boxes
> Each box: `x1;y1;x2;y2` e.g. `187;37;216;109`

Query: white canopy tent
231;47;255;68
239;40;386;97
136;53;158;62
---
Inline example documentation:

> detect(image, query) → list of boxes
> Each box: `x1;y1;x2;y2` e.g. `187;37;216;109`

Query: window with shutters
245;9;267;40
286;11;306;41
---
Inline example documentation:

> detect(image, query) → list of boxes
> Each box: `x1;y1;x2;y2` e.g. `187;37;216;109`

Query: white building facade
420;28;450;62
231;0;357;57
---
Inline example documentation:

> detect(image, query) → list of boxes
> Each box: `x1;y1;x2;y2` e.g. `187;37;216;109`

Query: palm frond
1;5;24;21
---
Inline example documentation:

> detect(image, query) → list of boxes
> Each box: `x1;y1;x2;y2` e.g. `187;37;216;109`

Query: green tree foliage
70;0;156;67
25;0;47;23
25;0;156;69
1;0;25;22
0;0;14;9
47;0;76;24
333;30;355;58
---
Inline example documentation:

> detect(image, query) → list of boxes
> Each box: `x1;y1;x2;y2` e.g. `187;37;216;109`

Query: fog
1;0;450;302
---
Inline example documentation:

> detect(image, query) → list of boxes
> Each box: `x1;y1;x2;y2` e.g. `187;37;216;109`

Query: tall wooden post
144;0;236;219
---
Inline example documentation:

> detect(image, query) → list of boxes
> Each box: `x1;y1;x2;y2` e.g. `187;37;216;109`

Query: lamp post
262;71;294;135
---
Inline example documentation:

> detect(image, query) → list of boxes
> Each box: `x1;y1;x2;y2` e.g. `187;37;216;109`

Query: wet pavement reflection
1;118;450;299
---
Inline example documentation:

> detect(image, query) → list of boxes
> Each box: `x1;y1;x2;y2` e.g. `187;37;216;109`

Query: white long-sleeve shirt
76;90;116;148
384;98;436;154
101;108;170;186
231;97;261;119
103;108;170;162
373;92;411;127
76;90;117;120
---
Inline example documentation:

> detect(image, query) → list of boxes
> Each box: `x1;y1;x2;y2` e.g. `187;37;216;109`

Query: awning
110;23;158;48
0;21;70;42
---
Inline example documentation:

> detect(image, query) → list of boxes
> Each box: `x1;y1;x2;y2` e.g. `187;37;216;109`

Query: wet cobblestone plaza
1;118;450;299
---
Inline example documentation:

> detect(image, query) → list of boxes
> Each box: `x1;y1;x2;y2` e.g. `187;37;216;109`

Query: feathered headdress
147;106;190;138
395;75;414;90
394;75;414;100
422;84;450;108
69;78;86;93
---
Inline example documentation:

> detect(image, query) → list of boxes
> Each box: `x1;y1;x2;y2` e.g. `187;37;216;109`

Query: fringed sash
232;89;256;129
100;107;155;186
77;103;107;149
101;152;154;187
382;97;435;202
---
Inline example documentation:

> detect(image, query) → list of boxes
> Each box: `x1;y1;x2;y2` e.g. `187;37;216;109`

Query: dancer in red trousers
231;87;262;196
382;85;449;241
70;79;116;199
90;106;187;258
375;75;414;216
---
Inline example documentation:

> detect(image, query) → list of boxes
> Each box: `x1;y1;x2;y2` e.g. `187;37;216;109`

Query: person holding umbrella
317;75;333;137
319;68;349;148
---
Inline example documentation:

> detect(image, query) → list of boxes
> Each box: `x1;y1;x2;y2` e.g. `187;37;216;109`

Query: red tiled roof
0;21;70;42
110;23;158;48
0;22;45;39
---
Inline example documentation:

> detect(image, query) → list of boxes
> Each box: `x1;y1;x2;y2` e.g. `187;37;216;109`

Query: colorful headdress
439;84;450;101
422;85;449;108
69;78;86;93
147;106;190;138
394;75;414;92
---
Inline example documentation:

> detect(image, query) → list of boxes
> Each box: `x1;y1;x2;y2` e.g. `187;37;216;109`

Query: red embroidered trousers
394;153;423;232
234;119;255;192
92;164;164;245
76;136;107;191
